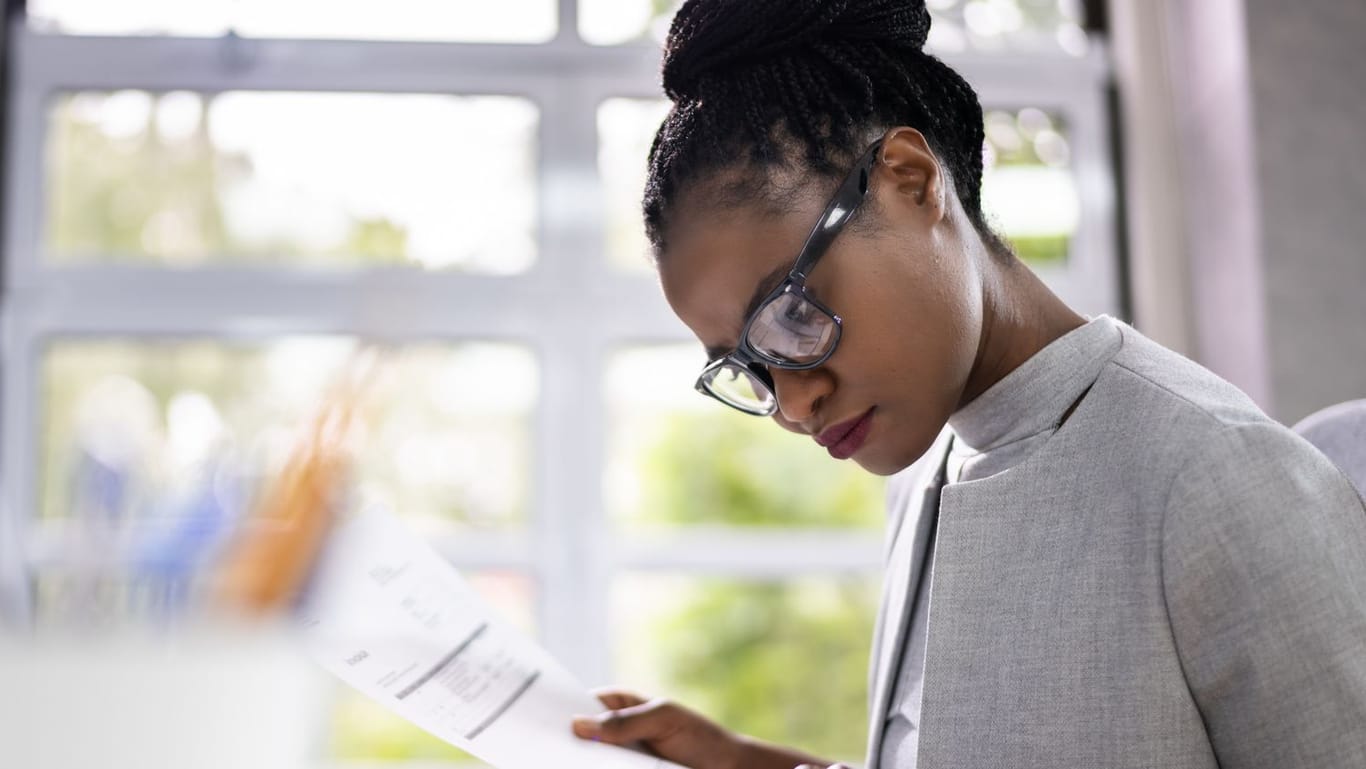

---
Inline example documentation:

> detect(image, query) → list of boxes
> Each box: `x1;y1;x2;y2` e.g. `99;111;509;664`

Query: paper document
302;508;680;769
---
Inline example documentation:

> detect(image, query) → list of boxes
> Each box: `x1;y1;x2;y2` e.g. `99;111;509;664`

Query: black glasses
695;140;882;416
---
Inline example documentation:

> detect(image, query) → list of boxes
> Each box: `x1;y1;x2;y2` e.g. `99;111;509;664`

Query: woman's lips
815;407;875;460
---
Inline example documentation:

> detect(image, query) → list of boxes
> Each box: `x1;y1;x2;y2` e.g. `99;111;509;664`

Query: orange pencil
214;352;374;616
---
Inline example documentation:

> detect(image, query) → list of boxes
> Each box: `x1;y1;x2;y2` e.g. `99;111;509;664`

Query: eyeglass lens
747;290;838;365
702;364;775;413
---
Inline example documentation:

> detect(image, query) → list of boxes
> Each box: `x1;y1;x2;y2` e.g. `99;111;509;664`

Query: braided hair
644;0;1008;257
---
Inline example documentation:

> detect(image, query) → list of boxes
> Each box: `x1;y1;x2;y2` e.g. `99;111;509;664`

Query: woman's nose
769;366;833;427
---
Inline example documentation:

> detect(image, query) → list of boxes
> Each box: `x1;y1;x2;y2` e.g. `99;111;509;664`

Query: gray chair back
1293;399;1366;499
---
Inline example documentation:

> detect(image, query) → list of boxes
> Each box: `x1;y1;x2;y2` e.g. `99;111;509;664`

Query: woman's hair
643;0;1007;256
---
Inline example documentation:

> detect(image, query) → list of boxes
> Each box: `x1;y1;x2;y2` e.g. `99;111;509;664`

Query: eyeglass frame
694;138;884;415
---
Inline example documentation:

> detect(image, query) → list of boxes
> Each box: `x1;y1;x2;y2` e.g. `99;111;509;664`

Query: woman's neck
958;256;1087;410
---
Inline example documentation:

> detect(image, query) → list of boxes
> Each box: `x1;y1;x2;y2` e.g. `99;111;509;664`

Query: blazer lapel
865;435;951;768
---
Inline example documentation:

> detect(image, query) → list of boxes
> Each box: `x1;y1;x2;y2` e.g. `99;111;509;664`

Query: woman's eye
783;301;812;322
778;301;821;333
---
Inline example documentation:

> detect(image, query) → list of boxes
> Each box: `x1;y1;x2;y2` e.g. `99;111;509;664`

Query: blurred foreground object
1293;399;1366;497
0;502;32;626
0;630;326;769
213;355;371;615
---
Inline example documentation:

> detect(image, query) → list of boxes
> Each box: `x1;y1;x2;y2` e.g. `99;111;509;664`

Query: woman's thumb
572;699;679;745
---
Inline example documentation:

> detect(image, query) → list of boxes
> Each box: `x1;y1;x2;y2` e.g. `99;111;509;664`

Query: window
1;2;1118;765
40;339;535;528
47;91;538;271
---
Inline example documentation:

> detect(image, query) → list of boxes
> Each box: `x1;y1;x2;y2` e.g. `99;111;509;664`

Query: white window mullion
531;78;614;684
12;32;661;95
554;0;580;46
964;45;1120;319
0;311;40;619
3;50;47;289
613;529;884;578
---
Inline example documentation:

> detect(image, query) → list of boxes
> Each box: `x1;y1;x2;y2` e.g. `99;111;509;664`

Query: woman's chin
855;423;946;476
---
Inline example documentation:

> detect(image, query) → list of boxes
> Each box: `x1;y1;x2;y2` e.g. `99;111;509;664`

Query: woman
573;1;1366;767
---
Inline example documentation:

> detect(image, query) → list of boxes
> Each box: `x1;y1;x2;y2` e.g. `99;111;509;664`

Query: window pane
580;0;1088;54
925;0;1089;55
604;345;884;529
614;573;877;764
41;338;535;532
47;91;538;272
580;0;676;46
981;107;1078;267
29;0;556;43
598;98;670;271
329;569;535;763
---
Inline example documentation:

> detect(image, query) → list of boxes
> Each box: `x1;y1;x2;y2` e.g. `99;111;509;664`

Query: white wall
1246;0;1366;424
1111;0;1366;423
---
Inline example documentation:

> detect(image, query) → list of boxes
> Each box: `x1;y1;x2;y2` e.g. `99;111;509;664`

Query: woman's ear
877;126;945;222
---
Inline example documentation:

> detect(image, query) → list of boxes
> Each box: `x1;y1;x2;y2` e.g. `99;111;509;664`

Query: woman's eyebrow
704;263;791;360
743;263;792;320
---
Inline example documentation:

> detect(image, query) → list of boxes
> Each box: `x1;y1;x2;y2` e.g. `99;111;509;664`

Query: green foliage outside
636;409;884;529
331;692;474;762
48;92;414;266
649;578;879;764
631;410;885;763
1010;232;1069;266
48;95;231;261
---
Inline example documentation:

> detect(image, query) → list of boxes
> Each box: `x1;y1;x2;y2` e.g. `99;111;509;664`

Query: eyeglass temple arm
788;140;883;281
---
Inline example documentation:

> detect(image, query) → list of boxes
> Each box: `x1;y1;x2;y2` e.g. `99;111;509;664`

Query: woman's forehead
662;175;823;263
658;206;805;343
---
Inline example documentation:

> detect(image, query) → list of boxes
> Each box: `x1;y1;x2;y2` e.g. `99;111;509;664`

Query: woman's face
658;134;985;475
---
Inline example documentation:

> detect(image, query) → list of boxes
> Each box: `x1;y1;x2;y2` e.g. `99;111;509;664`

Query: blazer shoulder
1098;325;1267;431
1057;323;1304;497
1100;324;1273;438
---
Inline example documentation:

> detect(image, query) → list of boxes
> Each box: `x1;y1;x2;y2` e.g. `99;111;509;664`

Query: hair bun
661;0;931;103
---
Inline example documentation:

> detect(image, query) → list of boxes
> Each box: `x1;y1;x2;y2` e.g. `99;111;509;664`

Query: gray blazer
866;324;1366;768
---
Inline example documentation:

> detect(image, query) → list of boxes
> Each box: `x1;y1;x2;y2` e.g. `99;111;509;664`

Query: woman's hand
571;689;833;769
571;689;745;769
